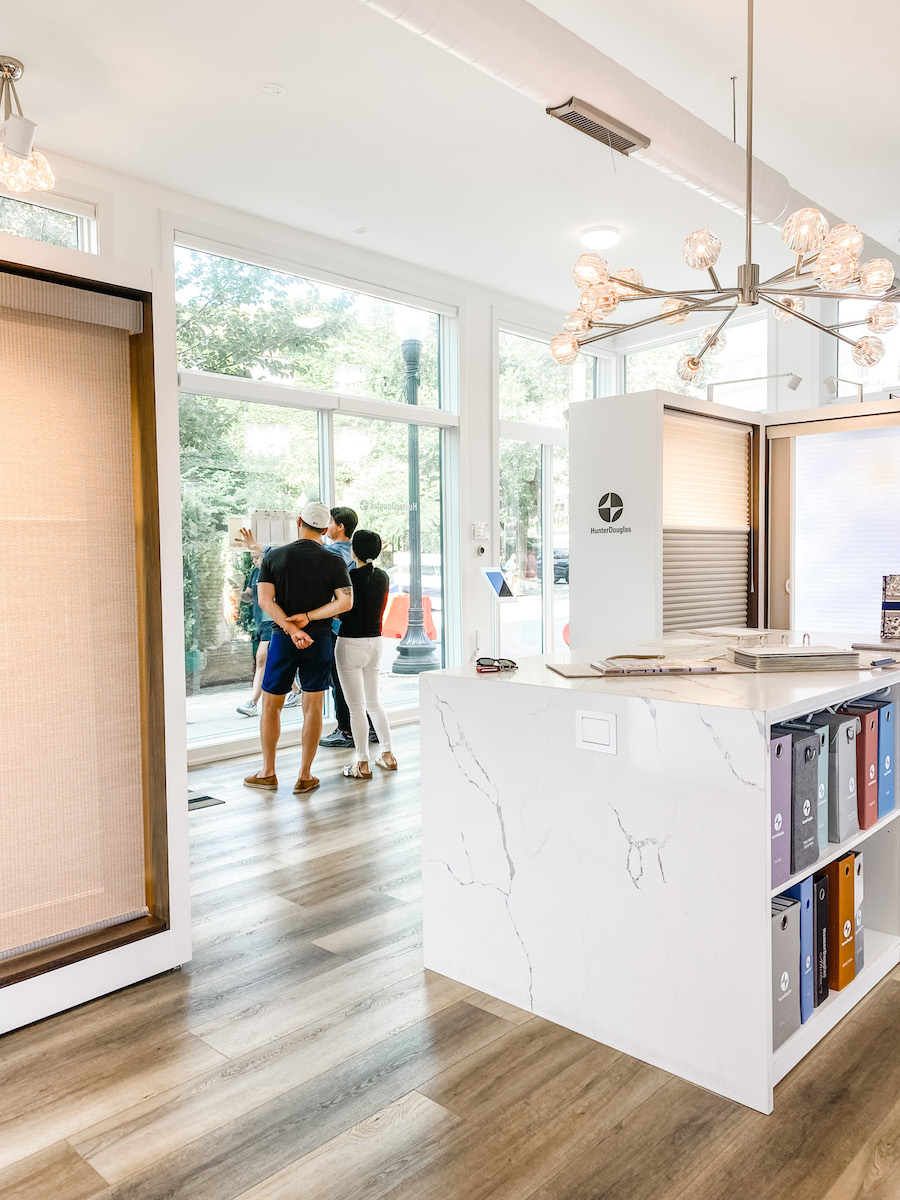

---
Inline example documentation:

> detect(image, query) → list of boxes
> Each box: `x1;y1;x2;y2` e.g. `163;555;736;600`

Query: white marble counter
446;631;900;724
420;633;900;1113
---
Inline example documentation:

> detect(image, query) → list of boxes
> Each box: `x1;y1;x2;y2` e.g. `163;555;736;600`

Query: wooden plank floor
5;725;900;1198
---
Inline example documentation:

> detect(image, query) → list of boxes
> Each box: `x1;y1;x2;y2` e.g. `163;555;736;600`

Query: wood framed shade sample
0;265;167;984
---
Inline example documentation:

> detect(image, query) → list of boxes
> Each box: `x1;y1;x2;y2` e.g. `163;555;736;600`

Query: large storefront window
499;329;596;427
180;396;319;737
333;415;444;707
176;246;442;407
177;242;455;749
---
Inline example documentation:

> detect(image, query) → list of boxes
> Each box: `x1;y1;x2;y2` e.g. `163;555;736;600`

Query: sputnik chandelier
550;0;899;384
0;57;54;194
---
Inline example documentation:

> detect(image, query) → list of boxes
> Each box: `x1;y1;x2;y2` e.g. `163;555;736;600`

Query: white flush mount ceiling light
0;56;53;193
550;0;899;379
580;226;620;251
258;82;286;97
293;314;325;329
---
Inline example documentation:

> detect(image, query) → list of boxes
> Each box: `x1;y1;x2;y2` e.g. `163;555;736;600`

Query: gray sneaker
283;691;302;708
319;729;354;748
236;700;258;717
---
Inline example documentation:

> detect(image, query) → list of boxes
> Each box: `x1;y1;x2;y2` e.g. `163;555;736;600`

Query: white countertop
433;630;900;721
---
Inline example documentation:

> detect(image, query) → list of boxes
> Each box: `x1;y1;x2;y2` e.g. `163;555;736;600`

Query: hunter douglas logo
592;492;632;535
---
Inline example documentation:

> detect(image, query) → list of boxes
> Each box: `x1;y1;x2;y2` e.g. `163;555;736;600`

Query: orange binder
823;853;856;990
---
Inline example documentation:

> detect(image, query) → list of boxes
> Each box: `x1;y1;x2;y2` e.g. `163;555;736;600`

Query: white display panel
793;427;900;638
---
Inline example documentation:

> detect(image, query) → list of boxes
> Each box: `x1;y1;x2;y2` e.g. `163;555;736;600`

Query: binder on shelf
772;898;802;1049
813;873;829;1007
771;733;793;887
854;852;864;976
839;705;879;829
784;727;820;873
808;713;861;843
847;699;895;818
781;722;829;854
823;854;856;991
785;876;815;1023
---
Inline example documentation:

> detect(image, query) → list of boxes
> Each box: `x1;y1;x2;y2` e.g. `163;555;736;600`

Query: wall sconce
705;372;801;402
823;376;864;403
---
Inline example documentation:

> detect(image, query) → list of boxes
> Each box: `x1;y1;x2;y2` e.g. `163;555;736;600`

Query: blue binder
785;876;814;1023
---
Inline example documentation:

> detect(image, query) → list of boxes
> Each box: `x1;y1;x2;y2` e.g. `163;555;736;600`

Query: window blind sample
0;302;148;959
662;410;751;632
794;427;900;638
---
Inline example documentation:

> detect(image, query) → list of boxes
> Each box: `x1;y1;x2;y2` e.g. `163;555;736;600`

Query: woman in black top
335;530;397;779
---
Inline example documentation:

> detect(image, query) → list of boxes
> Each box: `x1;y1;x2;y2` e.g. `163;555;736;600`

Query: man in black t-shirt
244;501;352;796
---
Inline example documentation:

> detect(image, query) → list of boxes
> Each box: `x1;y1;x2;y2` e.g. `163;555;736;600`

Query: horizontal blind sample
794;426;900;638
663;410;751;632
0;302;148;958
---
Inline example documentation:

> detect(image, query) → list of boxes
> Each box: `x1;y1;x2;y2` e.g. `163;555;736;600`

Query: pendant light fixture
0;57;54;194
550;0;899;381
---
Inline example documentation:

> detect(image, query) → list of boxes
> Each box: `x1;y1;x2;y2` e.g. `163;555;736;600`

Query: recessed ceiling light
294;314;325;329
353;226;371;235
580;226;620;250
258;82;285;97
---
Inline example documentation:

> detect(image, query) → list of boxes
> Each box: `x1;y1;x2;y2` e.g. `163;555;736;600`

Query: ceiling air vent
546;97;650;156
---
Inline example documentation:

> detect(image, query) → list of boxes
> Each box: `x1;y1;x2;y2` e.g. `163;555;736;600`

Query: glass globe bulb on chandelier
548;0;899;380
0;57;54;194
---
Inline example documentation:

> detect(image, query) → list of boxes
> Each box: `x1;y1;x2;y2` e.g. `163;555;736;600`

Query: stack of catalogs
727;645;860;672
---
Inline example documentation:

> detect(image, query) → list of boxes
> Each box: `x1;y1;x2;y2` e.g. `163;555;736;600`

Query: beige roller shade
0;302;148;959
663;409;751;632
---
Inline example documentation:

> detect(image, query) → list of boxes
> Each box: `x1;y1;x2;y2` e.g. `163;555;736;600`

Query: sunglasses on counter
476;657;518;673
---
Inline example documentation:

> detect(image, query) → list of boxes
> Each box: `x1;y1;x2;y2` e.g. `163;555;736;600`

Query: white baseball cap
299;501;330;531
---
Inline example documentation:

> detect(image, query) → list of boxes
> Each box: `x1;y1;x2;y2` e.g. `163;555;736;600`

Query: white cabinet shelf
420;636;900;1115
771;807;900;899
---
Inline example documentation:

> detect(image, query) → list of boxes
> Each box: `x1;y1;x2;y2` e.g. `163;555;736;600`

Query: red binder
841;705;880;829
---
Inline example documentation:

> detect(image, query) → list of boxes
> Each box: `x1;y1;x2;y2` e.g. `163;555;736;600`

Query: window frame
0;185;98;253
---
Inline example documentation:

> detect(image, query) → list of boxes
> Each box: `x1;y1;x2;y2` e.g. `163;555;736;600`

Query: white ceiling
5;0;896;316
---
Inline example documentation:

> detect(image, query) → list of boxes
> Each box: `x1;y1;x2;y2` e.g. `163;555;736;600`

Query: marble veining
431;695;535;1008
609;803;669;889
697;709;766;790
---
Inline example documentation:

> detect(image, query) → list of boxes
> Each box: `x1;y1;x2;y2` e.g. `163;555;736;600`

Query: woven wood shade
0;295;148;958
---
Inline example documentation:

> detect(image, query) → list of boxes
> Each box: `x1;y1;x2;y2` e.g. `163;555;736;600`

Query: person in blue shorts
243;501;352;796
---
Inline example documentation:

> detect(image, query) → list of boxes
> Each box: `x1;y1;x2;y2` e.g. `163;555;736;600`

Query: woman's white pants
335;636;392;760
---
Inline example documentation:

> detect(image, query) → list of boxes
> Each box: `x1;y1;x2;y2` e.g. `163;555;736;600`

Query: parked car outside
536;547;569;584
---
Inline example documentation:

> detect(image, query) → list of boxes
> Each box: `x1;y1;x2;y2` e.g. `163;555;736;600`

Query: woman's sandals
342;762;372;780
375;752;398;771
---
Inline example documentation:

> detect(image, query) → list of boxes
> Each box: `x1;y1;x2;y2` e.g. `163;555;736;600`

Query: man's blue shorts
262;630;333;695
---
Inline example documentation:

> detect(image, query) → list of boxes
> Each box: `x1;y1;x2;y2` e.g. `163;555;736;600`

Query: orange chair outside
383;593;437;640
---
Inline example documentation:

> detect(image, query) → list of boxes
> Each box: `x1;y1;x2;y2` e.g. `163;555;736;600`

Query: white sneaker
236;700;258;717
283;692;302;708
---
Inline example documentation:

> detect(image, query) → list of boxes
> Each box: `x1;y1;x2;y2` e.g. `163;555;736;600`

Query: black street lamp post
392;335;440;674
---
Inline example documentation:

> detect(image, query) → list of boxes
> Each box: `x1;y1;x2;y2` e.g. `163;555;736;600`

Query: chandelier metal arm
759;294;857;347
764;285;900;303
693;305;739;364
615;287;738;302
579;293;732;347
758;258;818;288
708;267;722;291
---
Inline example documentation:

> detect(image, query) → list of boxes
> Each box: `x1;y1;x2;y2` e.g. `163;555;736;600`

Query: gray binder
772;898;802;1049
854;852;864;975
781;721;829;854
808;713;861;843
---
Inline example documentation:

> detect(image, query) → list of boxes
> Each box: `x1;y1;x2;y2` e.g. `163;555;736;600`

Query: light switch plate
575;709;617;754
